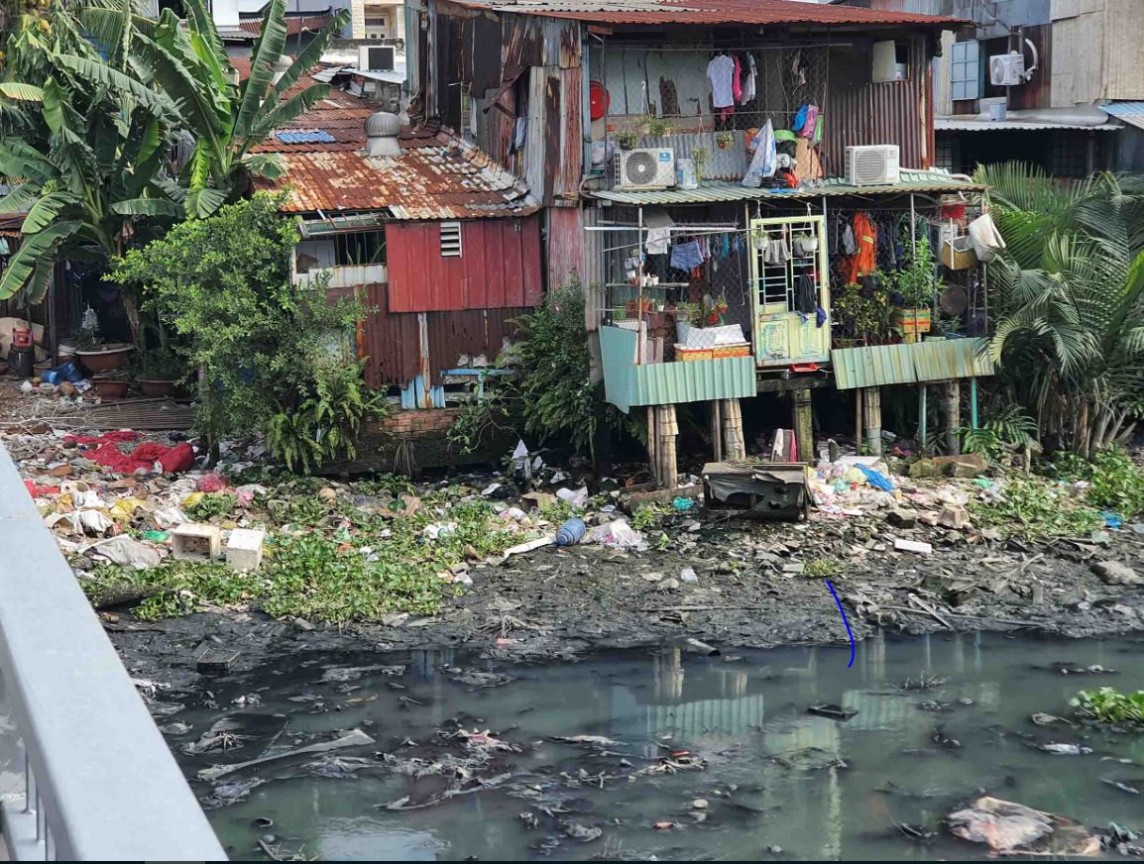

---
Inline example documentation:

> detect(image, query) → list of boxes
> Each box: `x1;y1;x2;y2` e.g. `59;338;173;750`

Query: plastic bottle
555;517;586;547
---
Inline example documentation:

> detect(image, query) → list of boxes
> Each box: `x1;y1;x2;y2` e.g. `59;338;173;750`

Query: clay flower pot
77;343;133;374
138;378;177;398
92;376;129;399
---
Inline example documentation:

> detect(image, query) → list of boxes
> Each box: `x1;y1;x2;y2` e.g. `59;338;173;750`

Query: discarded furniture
702;461;811;521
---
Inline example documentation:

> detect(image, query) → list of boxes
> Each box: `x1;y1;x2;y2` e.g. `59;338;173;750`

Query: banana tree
128;0;348;217
978;163;1144;455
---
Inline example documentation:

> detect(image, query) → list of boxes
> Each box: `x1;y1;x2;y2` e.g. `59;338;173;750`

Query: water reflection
179;634;1144;861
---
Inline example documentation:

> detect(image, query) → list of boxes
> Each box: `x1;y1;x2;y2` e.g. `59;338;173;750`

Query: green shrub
1051;448;1144;517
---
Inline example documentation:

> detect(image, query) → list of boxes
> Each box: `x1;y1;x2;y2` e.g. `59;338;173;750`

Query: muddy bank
109;516;1144;690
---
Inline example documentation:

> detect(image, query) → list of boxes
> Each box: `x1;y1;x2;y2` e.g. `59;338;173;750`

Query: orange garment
843;213;878;284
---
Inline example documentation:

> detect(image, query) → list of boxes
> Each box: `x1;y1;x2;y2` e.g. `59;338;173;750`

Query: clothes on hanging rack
795;272;817;315
670;239;704;271
706;53;736;113
740;53;756;103
842;213;877;284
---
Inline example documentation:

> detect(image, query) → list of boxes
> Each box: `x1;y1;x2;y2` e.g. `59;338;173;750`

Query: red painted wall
386;216;543;313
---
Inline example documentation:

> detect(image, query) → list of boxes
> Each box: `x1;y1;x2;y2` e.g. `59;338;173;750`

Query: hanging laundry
670;239;704;272
741;53;757;103
706;54;736;111
799;105;819;140
731;54;742;104
842;222;856;255
843;213;878;284
816;306;828;328
795;273;817;314
644;209;674;255
741;119;776;187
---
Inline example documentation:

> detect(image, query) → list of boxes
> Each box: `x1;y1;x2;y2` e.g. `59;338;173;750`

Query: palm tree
977;163;1144;456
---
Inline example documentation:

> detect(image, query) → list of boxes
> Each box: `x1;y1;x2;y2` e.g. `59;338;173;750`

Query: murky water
168;633;1144;860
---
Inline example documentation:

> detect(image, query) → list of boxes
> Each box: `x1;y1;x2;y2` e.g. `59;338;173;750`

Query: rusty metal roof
445;0;964;27
263;130;539;219
238;13;334;36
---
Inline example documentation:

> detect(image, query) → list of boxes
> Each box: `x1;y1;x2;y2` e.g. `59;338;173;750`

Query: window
440;221;462;257
334;231;386;266
950;40;981;102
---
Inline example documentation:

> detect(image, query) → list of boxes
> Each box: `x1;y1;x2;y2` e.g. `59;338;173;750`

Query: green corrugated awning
298;213;389;236
832;338;994;390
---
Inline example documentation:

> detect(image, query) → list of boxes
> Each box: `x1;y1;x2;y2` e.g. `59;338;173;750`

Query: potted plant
74;315;134;374
615;127;640;150
891;234;937;343
91;370;129;400
833;280;893;346
645;116;675;137
136;348;185;398
715;131;734;150
692;146;710;180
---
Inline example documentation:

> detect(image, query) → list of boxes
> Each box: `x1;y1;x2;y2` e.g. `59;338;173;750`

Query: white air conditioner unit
615;148;676;190
845;145;900;186
359;44;396;71
990;51;1025;86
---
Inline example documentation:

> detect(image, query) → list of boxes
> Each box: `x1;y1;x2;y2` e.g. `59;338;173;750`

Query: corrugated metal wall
1102;0;1144;100
361;282;528;388
361;282;422;388
827;38;930;171
386;216;543;313
1051;4;1104;106
547;206;583;291
580;206;605;332
435;4;581;205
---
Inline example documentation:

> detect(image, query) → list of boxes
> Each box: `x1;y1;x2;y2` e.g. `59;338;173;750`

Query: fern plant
267;358;386;474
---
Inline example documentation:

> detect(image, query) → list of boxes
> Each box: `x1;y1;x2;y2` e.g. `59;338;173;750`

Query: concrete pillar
709;401;724;463
721;398;746;461
945;380;961;455
792;389;813;464
655;404;678;488
862;387;883;456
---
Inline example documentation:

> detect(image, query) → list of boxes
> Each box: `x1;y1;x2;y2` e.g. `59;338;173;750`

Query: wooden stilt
646;406;658;482
945;380;961;455
854;388;863;456
792;389;813;463
721;398;746;461
862;387;883;456
710;401;724;463
655;405;678;489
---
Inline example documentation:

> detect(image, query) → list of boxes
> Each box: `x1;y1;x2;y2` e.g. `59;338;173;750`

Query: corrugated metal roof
238;13;334;36
262;130;539;219
935;118;1122;132
592;171;983;205
831;337;994;390
1100;102;1144;131
446;0;965;27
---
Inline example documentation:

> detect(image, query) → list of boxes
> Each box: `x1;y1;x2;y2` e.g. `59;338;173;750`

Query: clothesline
600;43;846;53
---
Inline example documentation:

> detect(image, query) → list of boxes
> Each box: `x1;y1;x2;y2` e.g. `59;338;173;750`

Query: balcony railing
0;446;226;861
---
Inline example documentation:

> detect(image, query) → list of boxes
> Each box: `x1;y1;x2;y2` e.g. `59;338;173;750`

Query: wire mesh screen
597;44;830;135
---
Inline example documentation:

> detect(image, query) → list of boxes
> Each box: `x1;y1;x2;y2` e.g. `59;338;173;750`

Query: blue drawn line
825;579;856;669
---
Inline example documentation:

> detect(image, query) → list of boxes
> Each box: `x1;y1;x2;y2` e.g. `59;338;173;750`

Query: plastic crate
675;344;714;362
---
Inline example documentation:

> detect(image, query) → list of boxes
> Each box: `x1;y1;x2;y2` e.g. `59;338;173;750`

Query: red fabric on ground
63;432;194;474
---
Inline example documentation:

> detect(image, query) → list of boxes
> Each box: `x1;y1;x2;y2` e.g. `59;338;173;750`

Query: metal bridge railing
0;446;226;861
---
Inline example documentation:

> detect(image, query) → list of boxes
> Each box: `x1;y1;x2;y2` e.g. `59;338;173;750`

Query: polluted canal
167;633;1144;860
